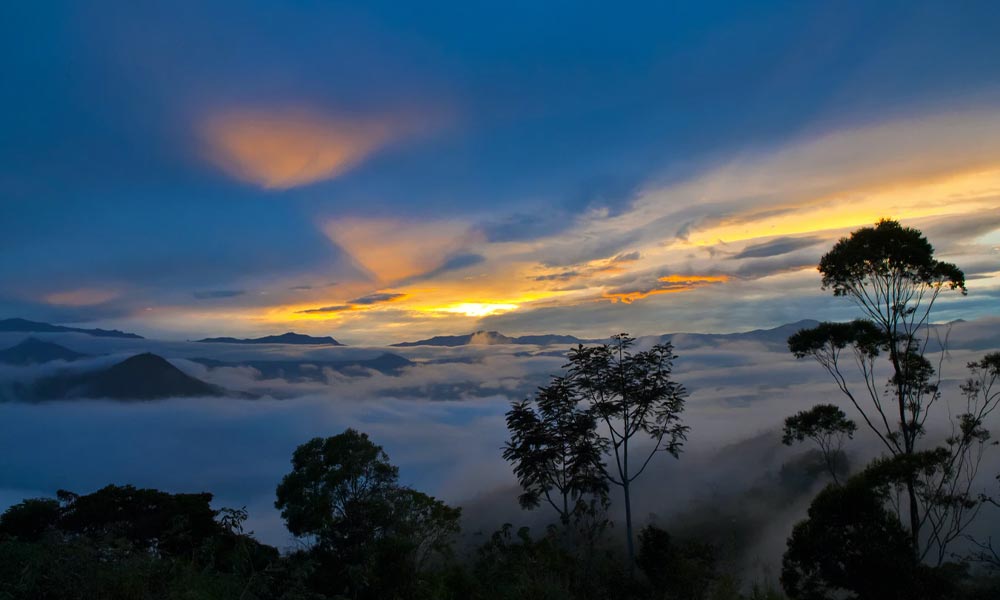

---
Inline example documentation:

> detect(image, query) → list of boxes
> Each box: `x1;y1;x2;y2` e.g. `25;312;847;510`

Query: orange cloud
324;217;483;284
44;288;119;306
201;108;404;189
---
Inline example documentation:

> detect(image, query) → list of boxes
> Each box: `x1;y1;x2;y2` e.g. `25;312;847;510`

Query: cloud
399;253;487;285
115;107;1000;342
294;291;406;316
603;274;729;303
611;251;641;263
732;236;824;259
347;292;408;305
533;270;581;282
324;217;484;284
200;107;407;189
296;305;352;314
193;290;246;299
43;288;119;307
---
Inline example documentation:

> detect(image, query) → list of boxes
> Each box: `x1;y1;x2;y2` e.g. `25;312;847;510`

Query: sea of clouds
1;319;998;578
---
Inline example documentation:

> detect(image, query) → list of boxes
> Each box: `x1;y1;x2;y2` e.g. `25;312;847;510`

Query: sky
2;1;1000;344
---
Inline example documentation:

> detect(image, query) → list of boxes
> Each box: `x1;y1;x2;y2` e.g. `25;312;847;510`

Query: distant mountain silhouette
192;352;412;381
0;318;143;339
196;332;344;346
392;331;593;347
657;319;823;350
392;322;828;350
0;338;89;365
27;353;227;401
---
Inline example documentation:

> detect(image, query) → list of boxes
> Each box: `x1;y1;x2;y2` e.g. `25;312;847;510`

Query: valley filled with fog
3;317;999;577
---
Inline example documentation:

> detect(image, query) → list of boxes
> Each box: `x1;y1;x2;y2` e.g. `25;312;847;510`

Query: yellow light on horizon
436;302;519;317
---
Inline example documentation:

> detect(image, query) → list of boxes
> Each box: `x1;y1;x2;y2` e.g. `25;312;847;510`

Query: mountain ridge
196;332;344;346
389;322;827;348
0;318;143;339
391;331;597;347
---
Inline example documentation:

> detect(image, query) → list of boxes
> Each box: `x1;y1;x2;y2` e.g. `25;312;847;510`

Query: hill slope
0;338;89;365
28;353;227;400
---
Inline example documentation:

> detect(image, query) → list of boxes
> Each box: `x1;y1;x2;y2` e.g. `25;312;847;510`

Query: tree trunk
623;479;635;576
908;479;920;557
890;337;922;556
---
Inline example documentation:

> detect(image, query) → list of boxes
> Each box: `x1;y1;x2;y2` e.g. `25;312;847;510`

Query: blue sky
2;1;999;343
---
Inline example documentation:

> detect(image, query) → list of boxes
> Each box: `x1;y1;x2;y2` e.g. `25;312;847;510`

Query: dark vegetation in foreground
2;221;1000;599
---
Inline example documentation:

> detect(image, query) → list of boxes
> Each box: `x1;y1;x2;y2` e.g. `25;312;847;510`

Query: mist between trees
2;220;1000;599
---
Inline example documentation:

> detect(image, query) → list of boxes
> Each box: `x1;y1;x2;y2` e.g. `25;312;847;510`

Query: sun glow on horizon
434;302;519;317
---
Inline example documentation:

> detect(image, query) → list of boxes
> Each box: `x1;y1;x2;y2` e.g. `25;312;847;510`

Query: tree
781;465;960;600
275;429;399;548
958;353;1000;569
782;404;857;484
787;219;991;561
0;498;60;542
56;484;221;558
275;428;461;598
566;334;689;570
504;377;609;527
637;525;717;600
0;485;279;599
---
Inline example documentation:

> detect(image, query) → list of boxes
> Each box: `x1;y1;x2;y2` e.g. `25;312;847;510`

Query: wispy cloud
604;274;729;304
731;237;824;260
296;305;352;314
193;290;246;299
347;292;407;305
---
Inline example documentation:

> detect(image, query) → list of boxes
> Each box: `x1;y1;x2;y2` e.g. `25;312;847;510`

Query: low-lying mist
1;318;999;579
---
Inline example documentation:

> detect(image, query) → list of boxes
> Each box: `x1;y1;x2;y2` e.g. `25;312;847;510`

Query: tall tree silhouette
567;334;688;571
788;219;999;562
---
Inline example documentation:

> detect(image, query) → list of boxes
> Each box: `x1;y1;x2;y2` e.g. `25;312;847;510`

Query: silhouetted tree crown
818;218;966;301
274;428;461;598
504;377;609;526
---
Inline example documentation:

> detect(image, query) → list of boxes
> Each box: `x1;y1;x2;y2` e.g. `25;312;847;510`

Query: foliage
781;404;856;483
504;377;609;525
781;467;962;600
637;525;718;600
0;485;279;599
274;428;462;599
